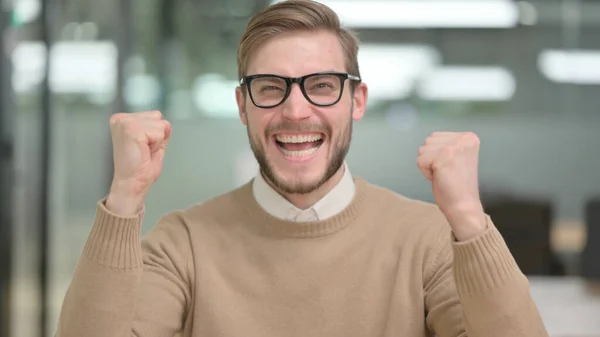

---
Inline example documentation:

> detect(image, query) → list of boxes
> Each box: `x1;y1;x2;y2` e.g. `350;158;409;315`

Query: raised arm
56;111;192;337
418;131;548;336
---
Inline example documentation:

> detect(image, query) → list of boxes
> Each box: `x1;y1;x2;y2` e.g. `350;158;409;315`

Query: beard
246;111;352;195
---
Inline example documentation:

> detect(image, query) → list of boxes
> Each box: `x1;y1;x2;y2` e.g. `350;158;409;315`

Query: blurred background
1;0;599;336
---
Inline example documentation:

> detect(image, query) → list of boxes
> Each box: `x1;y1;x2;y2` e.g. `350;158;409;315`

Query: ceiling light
358;44;441;101
271;0;519;28
417;66;516;101
538;49;600;85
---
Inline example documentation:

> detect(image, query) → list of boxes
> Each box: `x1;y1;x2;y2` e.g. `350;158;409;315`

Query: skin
106;30;486;241
234;29;485;239
418;131;487;241
235;30;368;209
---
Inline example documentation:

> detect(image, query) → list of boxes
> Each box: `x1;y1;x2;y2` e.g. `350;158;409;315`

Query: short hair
237;0;361;82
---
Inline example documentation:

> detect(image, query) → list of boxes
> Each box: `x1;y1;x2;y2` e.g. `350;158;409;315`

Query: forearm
56;201;143;337
452;220;549;337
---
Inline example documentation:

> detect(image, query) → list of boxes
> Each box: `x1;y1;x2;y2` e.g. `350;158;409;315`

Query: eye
314;82;333;89
252;77;286;93
305;75;339;91
261;85;283;92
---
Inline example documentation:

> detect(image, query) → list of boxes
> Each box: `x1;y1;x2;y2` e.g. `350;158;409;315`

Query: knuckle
462;132;480;145
109;113;125;125
148;110;163;119
416;155;429;167
441;146;454;155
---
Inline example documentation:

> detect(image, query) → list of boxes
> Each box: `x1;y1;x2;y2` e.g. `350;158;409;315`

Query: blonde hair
237;0;361;82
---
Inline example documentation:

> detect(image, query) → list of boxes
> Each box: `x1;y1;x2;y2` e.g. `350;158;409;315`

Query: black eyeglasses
240;72;361;109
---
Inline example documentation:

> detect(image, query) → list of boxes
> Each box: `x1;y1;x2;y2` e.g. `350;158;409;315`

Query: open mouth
274;133;325;158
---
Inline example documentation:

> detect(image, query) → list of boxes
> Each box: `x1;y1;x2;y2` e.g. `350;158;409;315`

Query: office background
1;0;599;336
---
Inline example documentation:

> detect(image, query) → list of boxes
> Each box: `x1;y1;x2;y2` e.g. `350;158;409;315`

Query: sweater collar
252;162;355;222
237;177;369;238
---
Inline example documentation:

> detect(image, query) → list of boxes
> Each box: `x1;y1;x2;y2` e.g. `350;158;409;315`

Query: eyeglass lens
250;74;342;107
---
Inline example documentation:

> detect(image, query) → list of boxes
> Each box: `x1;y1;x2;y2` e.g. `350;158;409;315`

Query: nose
281;84;312;121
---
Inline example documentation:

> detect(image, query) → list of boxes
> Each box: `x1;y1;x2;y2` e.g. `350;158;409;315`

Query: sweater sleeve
424;216;549;337
55;200;193;337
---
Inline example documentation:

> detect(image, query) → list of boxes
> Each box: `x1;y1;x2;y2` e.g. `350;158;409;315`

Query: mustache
265;121;329;136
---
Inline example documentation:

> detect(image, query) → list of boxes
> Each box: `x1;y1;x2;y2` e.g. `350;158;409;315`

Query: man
56;1;549;336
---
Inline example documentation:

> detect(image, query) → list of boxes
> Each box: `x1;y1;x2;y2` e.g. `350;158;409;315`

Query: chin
268;157;329;195
259;141;328;194
272;172;328;195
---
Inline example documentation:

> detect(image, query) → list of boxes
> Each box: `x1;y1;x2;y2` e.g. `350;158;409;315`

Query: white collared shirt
252;162;355;222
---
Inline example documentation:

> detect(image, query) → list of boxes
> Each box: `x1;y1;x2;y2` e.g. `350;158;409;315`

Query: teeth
278;146;320;157
275;134;322;144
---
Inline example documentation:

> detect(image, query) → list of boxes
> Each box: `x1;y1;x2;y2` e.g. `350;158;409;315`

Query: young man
56;1;549;336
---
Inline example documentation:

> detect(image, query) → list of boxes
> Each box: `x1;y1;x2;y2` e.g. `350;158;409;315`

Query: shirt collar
252;162;355;222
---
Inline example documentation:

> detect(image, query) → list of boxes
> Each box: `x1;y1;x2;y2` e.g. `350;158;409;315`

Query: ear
235;86;248;126
351;82;368;121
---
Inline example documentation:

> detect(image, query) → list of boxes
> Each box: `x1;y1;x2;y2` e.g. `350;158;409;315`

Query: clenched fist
417;132;486;241
106;111;172;215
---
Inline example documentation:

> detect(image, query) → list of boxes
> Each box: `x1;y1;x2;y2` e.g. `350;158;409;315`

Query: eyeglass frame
239;71;362;109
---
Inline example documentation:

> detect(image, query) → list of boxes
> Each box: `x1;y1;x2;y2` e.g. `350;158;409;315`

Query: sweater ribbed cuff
452;216;522;296
82;199;144;269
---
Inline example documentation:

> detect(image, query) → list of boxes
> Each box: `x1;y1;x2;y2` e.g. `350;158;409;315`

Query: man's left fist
417;132;486;241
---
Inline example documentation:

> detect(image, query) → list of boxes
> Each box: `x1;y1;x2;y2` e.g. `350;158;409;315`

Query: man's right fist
106;111;171;215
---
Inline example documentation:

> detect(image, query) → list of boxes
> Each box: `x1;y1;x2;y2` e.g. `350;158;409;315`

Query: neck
263;164;346;210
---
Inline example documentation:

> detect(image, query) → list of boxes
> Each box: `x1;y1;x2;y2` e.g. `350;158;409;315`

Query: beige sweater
56;177;548;337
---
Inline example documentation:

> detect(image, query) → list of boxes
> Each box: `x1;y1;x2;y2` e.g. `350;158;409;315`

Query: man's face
236;30;367;195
